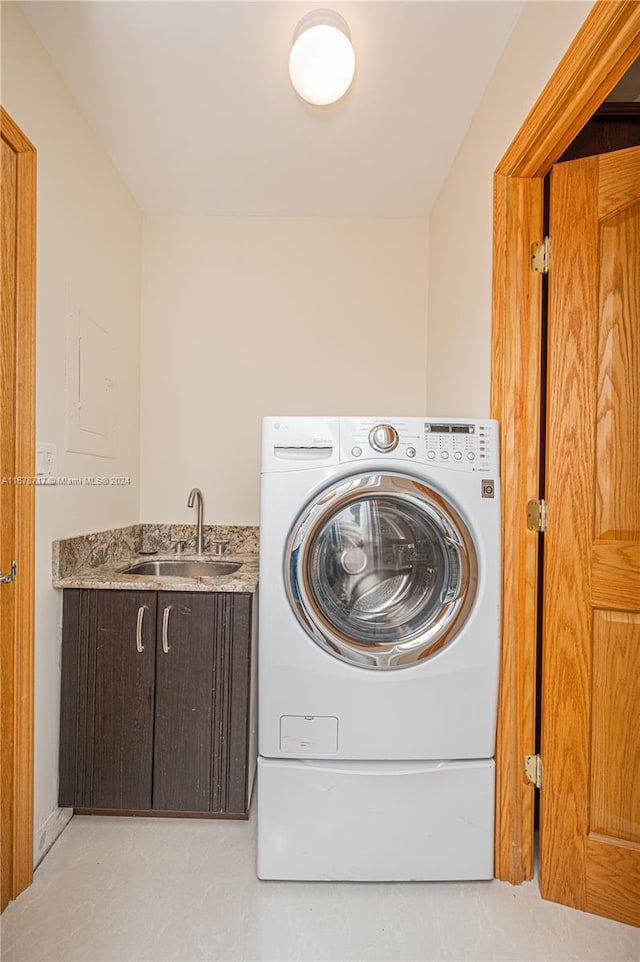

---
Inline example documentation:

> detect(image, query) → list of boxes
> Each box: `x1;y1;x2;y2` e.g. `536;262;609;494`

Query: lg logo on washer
257;416;501;883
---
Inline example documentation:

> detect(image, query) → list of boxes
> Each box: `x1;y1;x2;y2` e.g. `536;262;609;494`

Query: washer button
352;446;362;457
427;450;436;460
441;450;449;460
406;446;416;458
454;451;462;461
468;451;476;460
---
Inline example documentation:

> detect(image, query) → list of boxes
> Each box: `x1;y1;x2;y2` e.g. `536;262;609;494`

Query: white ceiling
19;1;524;216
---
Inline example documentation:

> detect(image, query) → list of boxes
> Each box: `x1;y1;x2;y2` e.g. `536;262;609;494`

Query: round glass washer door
286;472;478;669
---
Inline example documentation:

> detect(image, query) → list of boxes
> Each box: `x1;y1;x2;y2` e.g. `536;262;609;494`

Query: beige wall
1;4;143;860
427;0;594;417
140;216;428;525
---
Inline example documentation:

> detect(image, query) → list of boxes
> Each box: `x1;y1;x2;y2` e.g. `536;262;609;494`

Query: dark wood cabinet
152;593;217;812
59;589;255;817
93;591;156;810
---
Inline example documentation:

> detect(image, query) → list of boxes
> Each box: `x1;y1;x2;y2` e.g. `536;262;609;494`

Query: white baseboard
34;807;73;869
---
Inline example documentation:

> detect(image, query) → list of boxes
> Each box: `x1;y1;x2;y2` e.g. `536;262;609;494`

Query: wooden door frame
1;107;36;904
492;1;640;884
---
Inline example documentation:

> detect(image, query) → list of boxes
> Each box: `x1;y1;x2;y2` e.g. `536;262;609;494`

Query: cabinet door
153;593;216;812
92;591;156;809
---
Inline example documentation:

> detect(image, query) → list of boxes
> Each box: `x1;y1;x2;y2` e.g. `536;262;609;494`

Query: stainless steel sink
121;559;241;578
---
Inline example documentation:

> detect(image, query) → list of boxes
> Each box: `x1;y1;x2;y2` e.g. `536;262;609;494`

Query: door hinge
524;754;543;789
531;236;551;274
0;560;18;584
526;498;547;532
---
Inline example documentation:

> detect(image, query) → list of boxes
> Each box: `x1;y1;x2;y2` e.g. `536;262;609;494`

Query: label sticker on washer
482;479;495;499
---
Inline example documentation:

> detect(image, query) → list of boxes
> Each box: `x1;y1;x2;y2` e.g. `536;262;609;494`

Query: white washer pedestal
257;756;495;881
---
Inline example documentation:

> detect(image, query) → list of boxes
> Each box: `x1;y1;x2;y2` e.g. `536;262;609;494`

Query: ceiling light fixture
289;10;356;106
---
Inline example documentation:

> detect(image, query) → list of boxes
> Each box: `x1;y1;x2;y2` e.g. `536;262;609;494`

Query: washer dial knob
369;423;399;453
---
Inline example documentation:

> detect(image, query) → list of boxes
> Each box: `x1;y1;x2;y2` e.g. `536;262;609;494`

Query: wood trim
0;106;36;903
497;2;640;178
596;102;640;117
491;1;640;883
0;109;35;154
492;174;543;882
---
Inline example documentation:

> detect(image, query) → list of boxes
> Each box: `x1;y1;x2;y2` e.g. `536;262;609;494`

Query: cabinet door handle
136;605;147;653
162;605;172;653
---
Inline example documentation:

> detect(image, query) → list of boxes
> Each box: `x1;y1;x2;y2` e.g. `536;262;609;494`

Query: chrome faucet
187;487;205;555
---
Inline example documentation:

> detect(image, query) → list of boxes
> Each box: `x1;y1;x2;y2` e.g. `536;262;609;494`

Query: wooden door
92;591;157;809
1;109;35;912
153;593;216;812
541;144;640;926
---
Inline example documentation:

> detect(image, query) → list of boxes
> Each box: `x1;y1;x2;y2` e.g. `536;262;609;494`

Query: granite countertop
52;523;259;594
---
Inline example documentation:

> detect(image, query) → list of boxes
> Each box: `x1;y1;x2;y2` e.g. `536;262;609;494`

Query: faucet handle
209;539;228;557
170;538;188;555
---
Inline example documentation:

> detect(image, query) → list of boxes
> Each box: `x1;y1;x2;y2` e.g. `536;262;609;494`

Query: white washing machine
257;416;501;881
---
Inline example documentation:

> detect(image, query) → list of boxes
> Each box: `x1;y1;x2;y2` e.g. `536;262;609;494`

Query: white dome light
289;10;355;106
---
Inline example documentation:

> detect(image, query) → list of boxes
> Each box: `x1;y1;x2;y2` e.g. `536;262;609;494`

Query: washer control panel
424;422;490;469
340;418;498;473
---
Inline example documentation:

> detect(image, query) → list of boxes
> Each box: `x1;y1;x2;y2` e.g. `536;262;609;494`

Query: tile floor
1;811;638;962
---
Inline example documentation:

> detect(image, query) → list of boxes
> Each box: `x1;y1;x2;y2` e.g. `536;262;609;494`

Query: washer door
286;473;478;669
